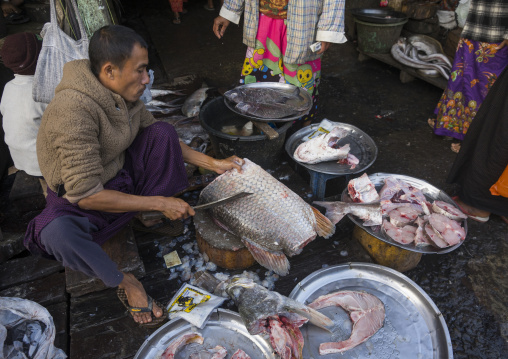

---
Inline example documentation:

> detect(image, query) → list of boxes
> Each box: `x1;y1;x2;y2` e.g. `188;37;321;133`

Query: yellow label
168;287;211;313
307;127;330;140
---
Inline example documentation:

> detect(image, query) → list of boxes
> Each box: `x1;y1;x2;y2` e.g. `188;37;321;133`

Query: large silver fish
225;86;308;119
199;158;335;275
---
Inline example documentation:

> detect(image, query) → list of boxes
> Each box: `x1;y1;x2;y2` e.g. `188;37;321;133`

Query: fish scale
199;159;335;275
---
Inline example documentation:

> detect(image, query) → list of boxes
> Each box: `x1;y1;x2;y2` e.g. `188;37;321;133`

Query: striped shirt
219;0;346;64
461;0;508;43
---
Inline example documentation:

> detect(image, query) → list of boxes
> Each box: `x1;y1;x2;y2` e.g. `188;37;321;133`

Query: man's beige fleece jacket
37;59;156;203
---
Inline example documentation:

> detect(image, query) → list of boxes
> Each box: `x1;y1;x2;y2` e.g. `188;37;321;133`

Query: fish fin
242;239;290;276
287;305;334;331
311;206;336;239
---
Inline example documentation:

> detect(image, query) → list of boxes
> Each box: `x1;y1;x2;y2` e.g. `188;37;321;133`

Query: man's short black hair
89;25;148;77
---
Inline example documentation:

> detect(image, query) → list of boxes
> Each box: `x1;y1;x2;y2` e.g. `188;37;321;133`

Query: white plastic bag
0;297;66;359
139;69;155;104
456;0;471;28
304;118;335;141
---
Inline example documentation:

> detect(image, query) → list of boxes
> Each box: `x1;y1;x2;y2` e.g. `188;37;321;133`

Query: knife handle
140;211;166;221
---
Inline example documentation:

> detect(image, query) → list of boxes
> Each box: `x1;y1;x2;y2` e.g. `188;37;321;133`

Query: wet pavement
0;1;507;357
136;1;508;357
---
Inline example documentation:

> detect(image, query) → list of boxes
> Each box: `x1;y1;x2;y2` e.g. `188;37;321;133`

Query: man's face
108;43;150;103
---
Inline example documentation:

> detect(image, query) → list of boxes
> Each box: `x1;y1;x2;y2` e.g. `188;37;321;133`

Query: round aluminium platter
289;263;453;359
285;122;378;175
223;82;313;123
341;172;468;254
350;8;408;24
134;309;274;359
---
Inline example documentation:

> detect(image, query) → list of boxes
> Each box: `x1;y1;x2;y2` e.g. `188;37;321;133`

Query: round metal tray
134;309;274;359
223;82;313;123
350;8;408;24
285;122;378;175
289;263;453;359
341;172;468;254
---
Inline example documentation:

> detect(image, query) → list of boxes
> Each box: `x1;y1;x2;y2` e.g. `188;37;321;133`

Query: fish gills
200;159;334;275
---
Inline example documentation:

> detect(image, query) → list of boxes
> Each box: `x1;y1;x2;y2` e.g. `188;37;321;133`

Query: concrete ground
137;1;508;357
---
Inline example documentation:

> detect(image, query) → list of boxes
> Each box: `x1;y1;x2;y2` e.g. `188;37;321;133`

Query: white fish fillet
294;127;351;164
308;291;385;354
314;201;382;226
161;332;204;359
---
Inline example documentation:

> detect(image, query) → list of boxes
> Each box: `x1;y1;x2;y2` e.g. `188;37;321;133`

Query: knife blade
139;191;253;222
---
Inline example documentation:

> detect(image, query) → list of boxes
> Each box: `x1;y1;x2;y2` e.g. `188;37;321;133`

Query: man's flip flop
451;196;490;223
5;12;30;24
117;288;167;328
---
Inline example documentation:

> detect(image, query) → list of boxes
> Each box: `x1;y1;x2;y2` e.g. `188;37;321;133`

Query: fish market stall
351;5;452;89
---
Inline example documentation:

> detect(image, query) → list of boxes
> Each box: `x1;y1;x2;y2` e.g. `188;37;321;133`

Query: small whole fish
182;87;210;117
150;88;186;97
161;332;204;359
294;127;352;164
200;158;335;275
314;201;382;226
308;291;385;354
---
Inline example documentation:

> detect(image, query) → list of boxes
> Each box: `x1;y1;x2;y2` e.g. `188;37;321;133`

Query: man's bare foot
118;273;163;324
454;197;490;218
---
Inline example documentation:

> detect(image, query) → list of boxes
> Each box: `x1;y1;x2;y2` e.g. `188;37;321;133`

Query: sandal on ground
204;4;215;11
451;143;461;153
117;288;167;328
5;12;30;24
451;196;490;223
427;118;435;129
173;18;181;24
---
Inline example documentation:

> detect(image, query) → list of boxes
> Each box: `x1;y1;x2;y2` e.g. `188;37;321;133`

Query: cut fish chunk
388;207;420;227
308;291;385;354
428;213;465;246
432;200;467;220
294;127;350;164
424;223;448;248
348;173;380;203
414;217;433;247
161;332;204;359
231;349;251;359
189;345;227;359
382;219;417;245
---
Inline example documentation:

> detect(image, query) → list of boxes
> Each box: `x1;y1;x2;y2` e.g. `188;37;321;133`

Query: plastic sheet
0;297;66;359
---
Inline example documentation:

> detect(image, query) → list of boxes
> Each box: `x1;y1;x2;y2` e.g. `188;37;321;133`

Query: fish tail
311;206;336;239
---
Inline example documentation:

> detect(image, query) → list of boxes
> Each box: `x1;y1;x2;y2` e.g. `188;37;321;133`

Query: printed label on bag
306;127;330;141
167;285;211;313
